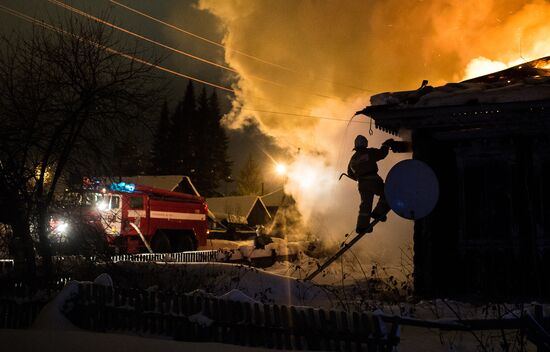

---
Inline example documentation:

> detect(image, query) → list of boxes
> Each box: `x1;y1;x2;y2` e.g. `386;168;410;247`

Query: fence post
362;312;379;351
252;303;263;347
281;305;293;349
290;306;303;350
352;311;363;351
340;310;352;351
314;309;329;350
263;304;275;349
304;308;321;350
272;304;284;349
241;302;253;346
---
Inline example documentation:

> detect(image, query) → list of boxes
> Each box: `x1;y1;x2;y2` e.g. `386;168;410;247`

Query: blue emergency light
110;182;136;193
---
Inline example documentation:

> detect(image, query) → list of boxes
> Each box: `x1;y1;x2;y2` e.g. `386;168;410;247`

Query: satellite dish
385;159;439;220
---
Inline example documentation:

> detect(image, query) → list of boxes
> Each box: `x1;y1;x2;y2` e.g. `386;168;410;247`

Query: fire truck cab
91;182;209;254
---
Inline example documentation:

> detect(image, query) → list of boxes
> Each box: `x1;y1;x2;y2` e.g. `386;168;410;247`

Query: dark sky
0;0;283;190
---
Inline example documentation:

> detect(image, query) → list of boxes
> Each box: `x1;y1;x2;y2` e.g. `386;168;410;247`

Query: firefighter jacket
347;146;389;180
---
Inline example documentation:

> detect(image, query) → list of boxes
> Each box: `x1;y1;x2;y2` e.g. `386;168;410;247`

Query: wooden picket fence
0;278;69;329
66;283;400;351
109;250;220;263
0;298;45;329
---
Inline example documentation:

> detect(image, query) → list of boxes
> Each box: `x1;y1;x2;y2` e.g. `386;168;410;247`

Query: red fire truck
51;181;209;254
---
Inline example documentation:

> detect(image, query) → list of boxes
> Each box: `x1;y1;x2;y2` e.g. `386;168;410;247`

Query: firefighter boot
372;199;391;222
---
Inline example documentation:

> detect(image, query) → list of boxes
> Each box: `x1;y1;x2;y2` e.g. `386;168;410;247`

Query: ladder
305;219;380;281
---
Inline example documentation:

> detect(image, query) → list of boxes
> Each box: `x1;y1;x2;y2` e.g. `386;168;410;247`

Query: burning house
360;56;550;298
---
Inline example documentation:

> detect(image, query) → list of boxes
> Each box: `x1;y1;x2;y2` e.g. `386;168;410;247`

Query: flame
461;1;550;80
534;60;550;70
463;57;513;80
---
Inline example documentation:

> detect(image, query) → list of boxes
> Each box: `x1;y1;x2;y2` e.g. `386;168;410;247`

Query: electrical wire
0;4;235;93
108;0;377;94
49;0;238;74
242;108;369;124
48;0;342;102
0;5;371;126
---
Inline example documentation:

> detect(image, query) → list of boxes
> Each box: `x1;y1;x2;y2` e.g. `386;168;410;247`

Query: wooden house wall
412;129;550;299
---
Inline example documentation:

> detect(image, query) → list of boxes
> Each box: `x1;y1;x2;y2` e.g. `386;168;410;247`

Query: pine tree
209;91;232;184
188;88;232;196
237;154;262;195
150;101;171;174
168;81;195;175
191;88;215;194
154;81;232;195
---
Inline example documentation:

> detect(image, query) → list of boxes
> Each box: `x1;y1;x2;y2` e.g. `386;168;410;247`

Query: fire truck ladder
305;219;380;281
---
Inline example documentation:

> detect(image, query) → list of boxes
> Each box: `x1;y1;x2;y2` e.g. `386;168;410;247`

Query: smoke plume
197;0;550;270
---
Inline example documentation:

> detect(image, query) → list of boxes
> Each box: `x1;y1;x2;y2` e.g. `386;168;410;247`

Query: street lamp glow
275;163;287;175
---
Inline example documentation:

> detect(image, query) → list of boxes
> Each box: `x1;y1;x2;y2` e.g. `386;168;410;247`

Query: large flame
194;0;550;269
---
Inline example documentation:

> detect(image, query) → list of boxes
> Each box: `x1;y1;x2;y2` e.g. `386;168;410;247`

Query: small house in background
206;195;272;230
362;56;550;298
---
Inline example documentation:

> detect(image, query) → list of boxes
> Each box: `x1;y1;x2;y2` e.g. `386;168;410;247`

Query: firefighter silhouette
347;135;394;234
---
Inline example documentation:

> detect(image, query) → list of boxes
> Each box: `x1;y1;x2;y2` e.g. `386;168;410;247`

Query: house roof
119;175;184;192
368;56;550;110
206;195;270;223
171;176;201;196
359;56;550;135
260;188;294;207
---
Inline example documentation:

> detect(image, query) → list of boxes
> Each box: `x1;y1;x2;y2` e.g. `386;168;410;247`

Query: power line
49;0;238;74
242;108;369;124
0;4;235;93
0;5;368;126
48;0;341;102
108;0;377;94
109;0;296;73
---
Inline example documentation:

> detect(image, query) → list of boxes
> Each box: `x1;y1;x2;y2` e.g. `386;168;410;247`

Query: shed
360;56;550;298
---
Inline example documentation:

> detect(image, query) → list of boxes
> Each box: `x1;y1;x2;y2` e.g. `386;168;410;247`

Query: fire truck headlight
56;222;69;234
96;201;108;211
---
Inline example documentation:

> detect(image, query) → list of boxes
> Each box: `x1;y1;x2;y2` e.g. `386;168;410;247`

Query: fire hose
129;222;153;254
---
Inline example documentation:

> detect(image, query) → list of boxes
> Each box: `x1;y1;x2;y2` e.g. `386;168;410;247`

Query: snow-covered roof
369;56;550;109
206;195;270;224
358;56;550;135
171;176;201;197
121;175;184;192
260;188;294;207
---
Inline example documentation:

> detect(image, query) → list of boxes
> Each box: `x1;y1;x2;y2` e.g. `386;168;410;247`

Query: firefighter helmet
353;135;368;150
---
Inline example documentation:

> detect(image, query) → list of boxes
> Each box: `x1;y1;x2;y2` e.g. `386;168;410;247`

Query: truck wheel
151;232;172;253
174;235;196;252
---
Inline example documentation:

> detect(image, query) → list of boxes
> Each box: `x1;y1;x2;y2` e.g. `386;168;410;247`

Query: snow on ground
31;281;79;331
0;329;273;352
1;266;541;351
111;261;333;307
200;237;304;261
0;238;542;351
